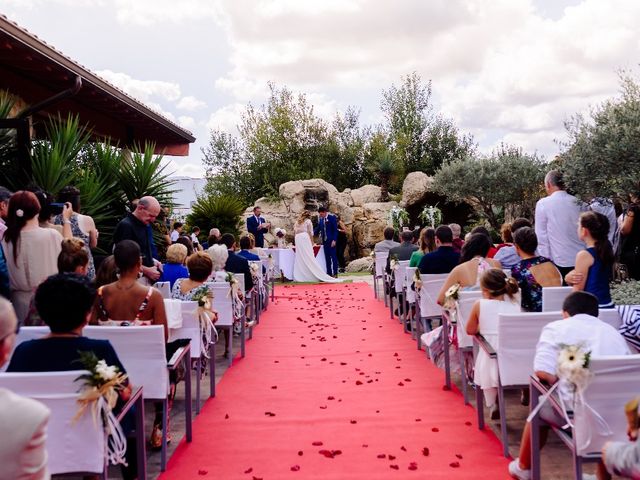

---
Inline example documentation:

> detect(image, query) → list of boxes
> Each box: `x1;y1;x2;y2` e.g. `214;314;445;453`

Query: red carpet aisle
160;283;510;479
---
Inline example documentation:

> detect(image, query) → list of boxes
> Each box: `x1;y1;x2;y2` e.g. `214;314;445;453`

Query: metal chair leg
443;315;451;390
475;382;485;430
531;383;542;480
461;348;469;405
498;383;509;457
196;357;201;414
184;354;193;443
209;341;216;398
135;394;147;480
161;398;168;471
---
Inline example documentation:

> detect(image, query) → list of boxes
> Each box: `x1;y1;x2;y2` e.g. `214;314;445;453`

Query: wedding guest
534;170;585;281
2;191;63;323
418;225;460;274
160;243;189;289
336;214;348;273
95;254;118;288
246;233;261;255
113;196;162;283
386;230;418;273
92;240;179;450
170;221;183;243
57;238;90;275
0;297;50;480
620;189;640;280
53;185;98;280
208;243;229;279
30;189;63;235
374;227;400;253
511;227;562;312
600;397;640;479
508;291;630;480
92;240;168;339
7;274;138;479
0;187;10;298
410;228;436;267
247;206;270;248
238;235;261;262
565;211;615;308
203;227;221;250
465;269;520;419
190;226;201;250
175;235;194;256
494;218;532;270
449;223;464;253
589;197;618;245
221;233;254;292
470;226;498;258
171;252;214;301
437;233;501;305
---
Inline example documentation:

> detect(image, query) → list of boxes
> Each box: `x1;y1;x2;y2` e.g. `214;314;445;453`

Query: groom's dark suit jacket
314;214;338;245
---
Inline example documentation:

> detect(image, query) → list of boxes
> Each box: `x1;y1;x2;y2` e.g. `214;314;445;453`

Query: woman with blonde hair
465;268;520;419
160;243;189;288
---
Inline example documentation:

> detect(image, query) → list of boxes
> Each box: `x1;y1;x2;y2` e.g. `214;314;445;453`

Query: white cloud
96;69;181;103
112;0;222;26
176;96;207;111
177;115;197;131
206;103;245;133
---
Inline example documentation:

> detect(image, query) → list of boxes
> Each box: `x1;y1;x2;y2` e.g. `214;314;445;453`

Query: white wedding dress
293;219;343;283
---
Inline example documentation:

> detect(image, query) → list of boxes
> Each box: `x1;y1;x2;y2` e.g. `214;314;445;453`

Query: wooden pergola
0;14;195;174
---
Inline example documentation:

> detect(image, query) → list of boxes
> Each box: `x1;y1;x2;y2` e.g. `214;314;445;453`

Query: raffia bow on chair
73;370;129;466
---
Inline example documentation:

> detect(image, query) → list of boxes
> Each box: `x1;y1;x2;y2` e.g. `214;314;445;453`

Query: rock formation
241;179;395;258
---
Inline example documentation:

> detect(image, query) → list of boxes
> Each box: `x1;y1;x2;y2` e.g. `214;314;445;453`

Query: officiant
247;206;270;248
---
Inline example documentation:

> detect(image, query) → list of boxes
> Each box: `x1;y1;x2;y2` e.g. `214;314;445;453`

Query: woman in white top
1;191;63;324
293;211;342;283
465;268;520;419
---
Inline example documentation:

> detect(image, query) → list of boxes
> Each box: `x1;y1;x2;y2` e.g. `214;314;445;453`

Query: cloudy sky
4;0;640;178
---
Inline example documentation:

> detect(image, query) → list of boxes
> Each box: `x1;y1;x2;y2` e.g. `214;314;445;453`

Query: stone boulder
345;256;373;273
242;179;397;259
350;185;381;207
400;171;433;208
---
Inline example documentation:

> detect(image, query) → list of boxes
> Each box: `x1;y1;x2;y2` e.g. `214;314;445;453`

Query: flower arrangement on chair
74;351;129;465
190;286;218;358
443;283;461;311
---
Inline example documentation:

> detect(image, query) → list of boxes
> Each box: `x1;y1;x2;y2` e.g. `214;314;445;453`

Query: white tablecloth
267;247;327;280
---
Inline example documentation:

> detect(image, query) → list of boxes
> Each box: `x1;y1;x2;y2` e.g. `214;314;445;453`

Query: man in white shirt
589;197;618;246
534;170;585;281
170;221;183;243
509;291;630;480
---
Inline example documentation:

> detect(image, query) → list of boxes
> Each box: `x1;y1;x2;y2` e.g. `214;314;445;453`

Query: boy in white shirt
509;291;630;480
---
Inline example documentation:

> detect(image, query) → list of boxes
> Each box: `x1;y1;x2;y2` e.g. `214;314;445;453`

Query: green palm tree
369;151;397;201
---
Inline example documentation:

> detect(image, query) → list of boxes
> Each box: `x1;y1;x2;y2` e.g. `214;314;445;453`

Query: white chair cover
164;299;183;329
84;325;169;399
419;278;447;318
496;311;562;387
206;283;234;327
574;354;640;455
542;286;573;312
456;294;481;349
598;308;621;329
0;370;105;475
169;301;201;358
405;267;417;303
393;261;410;292
374;252;389;278
154;281;171;299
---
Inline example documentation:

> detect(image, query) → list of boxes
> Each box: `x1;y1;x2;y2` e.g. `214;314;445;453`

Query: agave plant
186;194;245;238
117;143;177;208
30;115;90;195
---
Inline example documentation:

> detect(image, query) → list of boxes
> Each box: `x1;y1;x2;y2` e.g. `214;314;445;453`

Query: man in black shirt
113;196;162;282
418;225;460;274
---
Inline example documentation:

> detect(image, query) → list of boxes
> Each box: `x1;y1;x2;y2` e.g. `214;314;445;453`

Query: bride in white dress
293;211;343;283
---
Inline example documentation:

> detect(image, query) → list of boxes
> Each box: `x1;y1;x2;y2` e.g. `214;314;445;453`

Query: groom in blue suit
314;206;339;277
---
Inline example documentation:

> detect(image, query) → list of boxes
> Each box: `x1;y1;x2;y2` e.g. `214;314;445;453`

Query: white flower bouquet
388;206;409;231
443;283;461;310
557;343;592;393
274;228;286;238
419;204;442;228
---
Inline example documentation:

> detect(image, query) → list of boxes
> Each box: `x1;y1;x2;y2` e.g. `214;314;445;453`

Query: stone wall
241;179;396;258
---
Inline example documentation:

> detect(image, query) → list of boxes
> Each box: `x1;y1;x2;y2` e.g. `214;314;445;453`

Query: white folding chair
456;293;482;406
207;282;245;367
531;354;640;480
598;308;621;329
404;267;417;336
169;301;217;414
0;370;147;479
374;251;389;304
542;286;573;312
84;325;191;471
391;260;410;324
416;275;448;350
154;281;171;299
